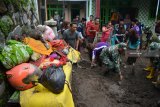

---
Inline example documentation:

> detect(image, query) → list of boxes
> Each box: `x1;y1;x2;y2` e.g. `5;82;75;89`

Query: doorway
71;8;80;22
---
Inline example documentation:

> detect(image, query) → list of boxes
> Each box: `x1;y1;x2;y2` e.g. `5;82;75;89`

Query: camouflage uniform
100;43;126;72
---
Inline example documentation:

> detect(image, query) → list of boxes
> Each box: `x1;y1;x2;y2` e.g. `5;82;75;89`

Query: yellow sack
67;47;80;63
20;62;74;107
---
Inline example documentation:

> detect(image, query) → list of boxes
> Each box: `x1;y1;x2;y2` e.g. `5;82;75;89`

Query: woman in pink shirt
101;21;113;42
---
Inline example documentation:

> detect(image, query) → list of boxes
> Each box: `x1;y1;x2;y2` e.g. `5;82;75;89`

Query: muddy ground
72;52;160;107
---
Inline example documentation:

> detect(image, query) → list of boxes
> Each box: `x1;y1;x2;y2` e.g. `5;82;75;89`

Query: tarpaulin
23;37;53;55
20;62;74;107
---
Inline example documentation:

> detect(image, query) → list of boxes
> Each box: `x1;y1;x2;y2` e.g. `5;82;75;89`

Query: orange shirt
89;23;100;38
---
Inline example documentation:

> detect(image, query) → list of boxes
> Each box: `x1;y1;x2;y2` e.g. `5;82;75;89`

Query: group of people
40;12;160;83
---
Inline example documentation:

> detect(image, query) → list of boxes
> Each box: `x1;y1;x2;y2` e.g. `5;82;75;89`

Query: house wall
46;1;86;22
132;0;155;30
65;4;71;21
95;0;157;31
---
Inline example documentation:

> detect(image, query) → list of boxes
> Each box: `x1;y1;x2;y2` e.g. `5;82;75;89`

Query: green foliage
3;0;30;10
0;20;10;37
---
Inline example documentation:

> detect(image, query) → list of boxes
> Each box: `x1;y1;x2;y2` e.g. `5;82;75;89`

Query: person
115;20;126;43
73;15;80;24
86;15;94;43
143;36;160;79
101;21;113;42
100;43;127;81
124;14;131;30
58;21;70;39
54;11;60;30
86;17;100;43
63;22;79;50
131;19;140;36
110;12;119;25
77;18;87;38
126;29;140;74
91;42;110;67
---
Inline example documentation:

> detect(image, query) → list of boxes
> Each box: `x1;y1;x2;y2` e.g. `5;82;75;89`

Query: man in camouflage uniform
100;43;126;81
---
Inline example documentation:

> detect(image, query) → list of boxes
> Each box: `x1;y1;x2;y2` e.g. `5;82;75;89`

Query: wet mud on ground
72;52;160;107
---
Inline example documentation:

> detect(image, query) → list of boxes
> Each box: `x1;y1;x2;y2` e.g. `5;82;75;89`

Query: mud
72;52;160;107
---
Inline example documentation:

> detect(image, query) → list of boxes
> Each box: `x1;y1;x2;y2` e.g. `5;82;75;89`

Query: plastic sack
39;58;61;69
20;62;74;107
67;47;80;63
50;40;68;51
40;66;66;94
0;40;33;69
6;63;42;91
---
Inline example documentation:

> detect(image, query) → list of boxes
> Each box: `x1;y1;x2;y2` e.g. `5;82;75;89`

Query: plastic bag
40;66;66;94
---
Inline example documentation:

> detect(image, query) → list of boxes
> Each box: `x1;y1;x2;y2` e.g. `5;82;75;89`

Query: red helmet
6;63;41;91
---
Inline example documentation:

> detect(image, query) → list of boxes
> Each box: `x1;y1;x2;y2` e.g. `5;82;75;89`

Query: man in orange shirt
86;17;100;43
86;15;94;36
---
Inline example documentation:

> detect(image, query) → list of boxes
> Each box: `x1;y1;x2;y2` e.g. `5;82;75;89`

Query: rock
22;13;29;25
1;15;13;26
0;2;7;14
12;12;20;25
0;16;14;37
0;31;5;46
0;81;5;97
7;4;14;13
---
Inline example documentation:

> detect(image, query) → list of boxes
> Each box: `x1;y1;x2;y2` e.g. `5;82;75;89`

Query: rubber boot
146;67;154;79
143;66;152;71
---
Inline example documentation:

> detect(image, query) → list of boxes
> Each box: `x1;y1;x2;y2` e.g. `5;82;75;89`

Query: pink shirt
101;26;112;42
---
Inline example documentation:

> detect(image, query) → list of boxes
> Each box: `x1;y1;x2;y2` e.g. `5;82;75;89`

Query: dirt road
72;53;160;107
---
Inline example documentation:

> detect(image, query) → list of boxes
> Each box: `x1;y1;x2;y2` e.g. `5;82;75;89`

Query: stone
0;31;5;45
1;15;13;26
22;13;29;25
13;12;20;25
7;4;14;13
0;2;7;14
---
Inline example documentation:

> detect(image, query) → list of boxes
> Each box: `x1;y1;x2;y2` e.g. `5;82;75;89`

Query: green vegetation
0;16;13;37
0;20;10;37
3;0;30;10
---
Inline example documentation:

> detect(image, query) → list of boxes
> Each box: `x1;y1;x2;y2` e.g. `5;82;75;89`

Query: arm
102;26;110;32
76;38;79;50
62;31;67;41
75;32;79;50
